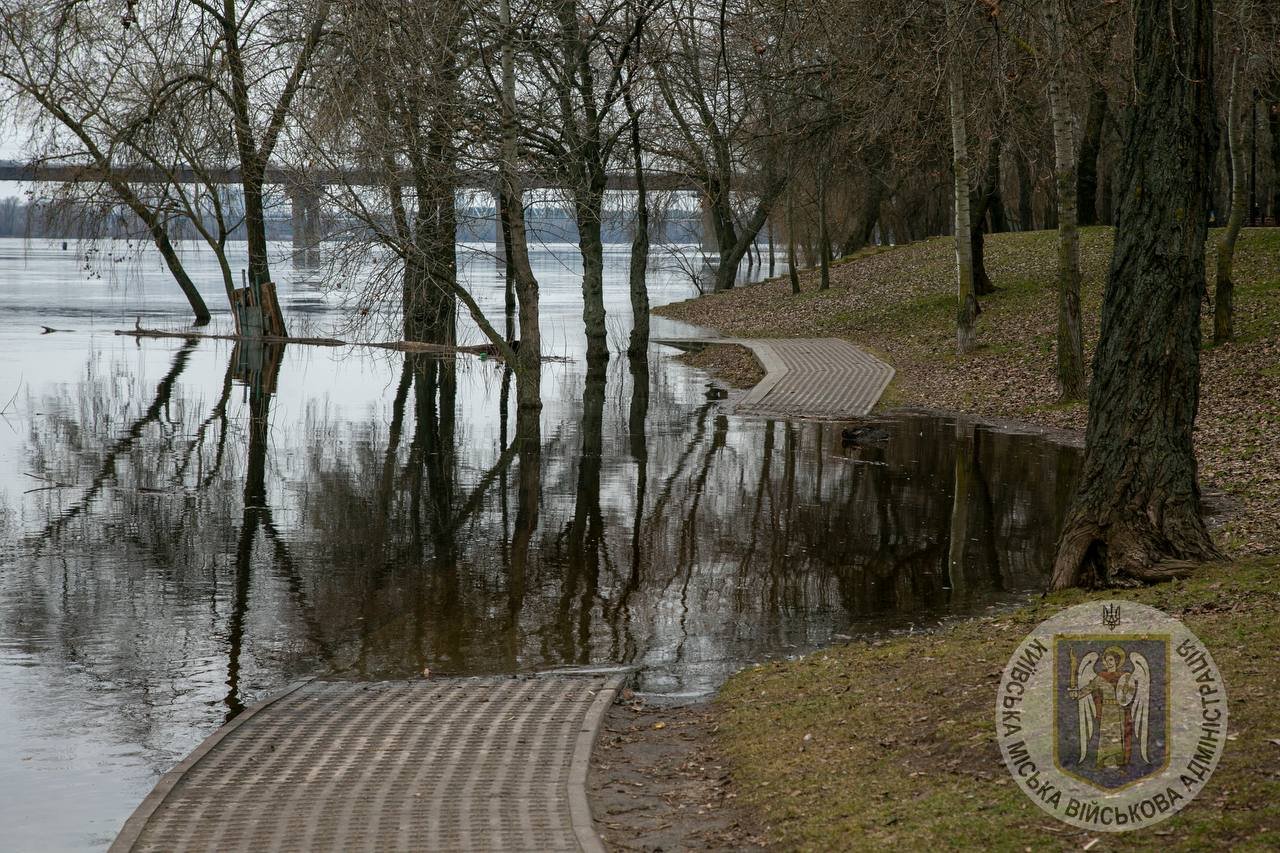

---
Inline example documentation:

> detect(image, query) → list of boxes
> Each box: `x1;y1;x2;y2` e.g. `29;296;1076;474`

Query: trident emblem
1102;603;1122;631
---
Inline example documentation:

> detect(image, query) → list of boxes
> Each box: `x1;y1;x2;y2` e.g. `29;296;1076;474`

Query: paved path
112;674;625;853
664;337;895;419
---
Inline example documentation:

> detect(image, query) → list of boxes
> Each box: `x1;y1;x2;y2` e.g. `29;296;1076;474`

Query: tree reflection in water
7;339;1082;719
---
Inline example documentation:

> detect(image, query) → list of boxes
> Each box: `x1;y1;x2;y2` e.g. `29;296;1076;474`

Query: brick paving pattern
113;676;618;853
665;337;894;419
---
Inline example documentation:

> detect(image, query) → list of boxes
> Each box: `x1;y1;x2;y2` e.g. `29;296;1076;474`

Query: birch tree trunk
945;0;977;354
1044;0;1085;400
1216;48;1247;345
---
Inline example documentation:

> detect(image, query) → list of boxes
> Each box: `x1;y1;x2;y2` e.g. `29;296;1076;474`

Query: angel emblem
1067;645;1150;771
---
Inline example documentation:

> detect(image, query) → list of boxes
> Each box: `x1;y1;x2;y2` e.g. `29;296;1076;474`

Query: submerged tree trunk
1215;49;1246;345
1050;0;1221;590
151;218;211;325
625;86;650;357
1044;0;1085;401
500;0;541;410
945;0;978;354
577;198;609;362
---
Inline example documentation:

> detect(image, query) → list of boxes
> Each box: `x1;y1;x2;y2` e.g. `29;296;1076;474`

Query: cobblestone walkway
112;675;624;853
667;337;895;419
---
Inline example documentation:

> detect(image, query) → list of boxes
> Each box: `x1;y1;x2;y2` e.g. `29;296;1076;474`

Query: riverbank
644;227;1280;849
658;227;1280;556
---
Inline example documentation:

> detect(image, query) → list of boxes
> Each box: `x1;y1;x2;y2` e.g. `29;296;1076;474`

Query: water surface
0;238;1080;850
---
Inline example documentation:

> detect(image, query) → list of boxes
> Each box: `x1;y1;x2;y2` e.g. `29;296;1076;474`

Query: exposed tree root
1050;509;1223;591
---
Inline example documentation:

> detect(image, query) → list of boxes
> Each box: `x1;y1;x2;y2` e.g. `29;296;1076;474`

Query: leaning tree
1050;0;1221;589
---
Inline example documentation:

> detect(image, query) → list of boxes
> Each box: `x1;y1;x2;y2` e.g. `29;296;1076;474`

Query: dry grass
675;343;767;389
657;227;1280;557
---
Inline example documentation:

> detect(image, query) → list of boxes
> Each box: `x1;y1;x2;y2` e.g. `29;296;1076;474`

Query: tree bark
1015;149;1035;231
818;163;831;291
1077;85;1108;227
945;0;978;354
971;138;1002;296
1050;0;1221;590
1044;0;1085;401
624;84;650;357
1269;93;1280;223
787;186;801;295
500;0;542;410
1215;49;1246;345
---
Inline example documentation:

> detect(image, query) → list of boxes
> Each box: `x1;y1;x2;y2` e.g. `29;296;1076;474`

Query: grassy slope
658;227;1280;554
656;229;1280;850
720;559;1280;851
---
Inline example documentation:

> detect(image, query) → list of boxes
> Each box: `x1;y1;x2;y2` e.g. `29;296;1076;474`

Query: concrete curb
568;674;627;853
109;679;315;853
656;336;894;419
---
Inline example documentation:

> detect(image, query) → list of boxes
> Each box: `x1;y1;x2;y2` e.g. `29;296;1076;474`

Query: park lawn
656;227;1280;556
657;229;1280;849
716;558;1280;852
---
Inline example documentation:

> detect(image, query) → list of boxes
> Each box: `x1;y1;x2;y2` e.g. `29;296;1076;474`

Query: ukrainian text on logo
995;601;1227;831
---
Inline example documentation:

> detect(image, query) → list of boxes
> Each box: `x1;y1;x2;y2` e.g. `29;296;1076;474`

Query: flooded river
0;238;1080;850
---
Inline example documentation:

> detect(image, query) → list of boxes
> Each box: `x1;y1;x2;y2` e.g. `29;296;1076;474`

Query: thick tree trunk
1216;51;1246;345
1050;0;1221;590
150;219;211;325
1077;85;1108;227
712;184;784;293
971;139;1002;297
576;197;608;362
945;0;978;353
1044;0;1085;401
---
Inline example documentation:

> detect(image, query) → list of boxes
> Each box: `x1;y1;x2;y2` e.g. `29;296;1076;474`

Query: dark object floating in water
841;424;890;446
705;384;728;400
40;326;74;334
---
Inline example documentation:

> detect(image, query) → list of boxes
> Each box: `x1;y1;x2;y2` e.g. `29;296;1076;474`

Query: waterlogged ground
0;238;1080;850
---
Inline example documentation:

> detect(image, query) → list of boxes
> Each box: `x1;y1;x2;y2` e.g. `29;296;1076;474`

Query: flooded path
0;238;1080;850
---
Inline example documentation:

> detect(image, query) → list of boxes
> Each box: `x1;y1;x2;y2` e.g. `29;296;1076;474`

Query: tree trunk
945;0;978;354
625;86;650;357
150;220;211;325
1050;0;1221;590
767;217;776;277
1269;95;1280;223
1044;0;1085;401
1216;49;1246;345
577;198;608;362
1015;150;1035;231
1077;85;1108;227
787;188;801;295
818;162;831;291
971;139;1002;296
500;0;541;410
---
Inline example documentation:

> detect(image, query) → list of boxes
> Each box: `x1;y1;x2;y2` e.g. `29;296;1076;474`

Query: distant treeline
0;196;703;244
